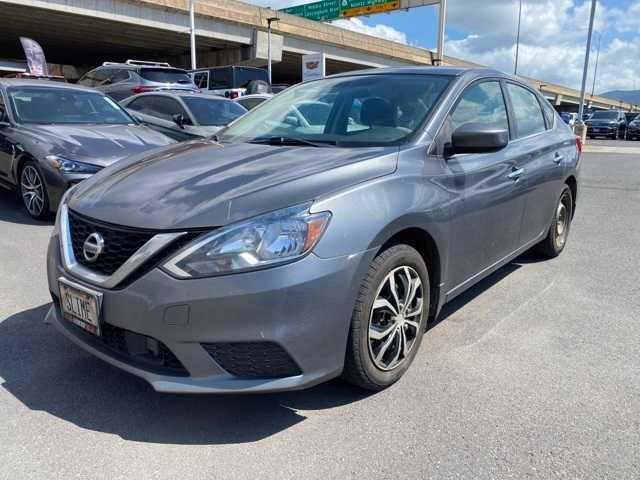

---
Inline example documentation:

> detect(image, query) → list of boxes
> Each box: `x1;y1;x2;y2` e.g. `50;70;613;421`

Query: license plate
58;278;103;336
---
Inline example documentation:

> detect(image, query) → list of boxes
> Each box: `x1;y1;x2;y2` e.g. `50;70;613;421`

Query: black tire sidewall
355;245;430;388
551;186;573;255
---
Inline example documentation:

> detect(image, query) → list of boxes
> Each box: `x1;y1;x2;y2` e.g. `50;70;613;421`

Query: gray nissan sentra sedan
45;67;580;393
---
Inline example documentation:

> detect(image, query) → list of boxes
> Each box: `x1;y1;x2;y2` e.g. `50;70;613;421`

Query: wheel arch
377;227;443;319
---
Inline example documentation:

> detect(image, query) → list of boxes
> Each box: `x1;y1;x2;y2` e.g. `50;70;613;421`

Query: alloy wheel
21;165;45;218
368;266;424;371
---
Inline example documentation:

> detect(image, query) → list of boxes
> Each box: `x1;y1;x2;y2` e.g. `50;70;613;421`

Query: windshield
139;68;193;84
182;97;247;126
590;111;618;120
8;87;134;124
220;74;452;147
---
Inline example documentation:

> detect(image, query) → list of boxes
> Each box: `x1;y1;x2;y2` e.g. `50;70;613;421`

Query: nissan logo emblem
82;232;104;263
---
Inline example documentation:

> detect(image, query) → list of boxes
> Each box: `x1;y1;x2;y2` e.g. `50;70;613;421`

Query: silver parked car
46;67;580;393
78;60;198;101
121;92;247;141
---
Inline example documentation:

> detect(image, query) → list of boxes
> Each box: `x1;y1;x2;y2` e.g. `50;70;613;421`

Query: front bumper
47;235;374;393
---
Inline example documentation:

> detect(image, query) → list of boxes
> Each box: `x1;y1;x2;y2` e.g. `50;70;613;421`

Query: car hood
21;123;175;167
69;140;398;230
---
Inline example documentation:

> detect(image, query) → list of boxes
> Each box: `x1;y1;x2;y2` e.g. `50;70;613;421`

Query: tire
342;244;430;391
535;186;573;258
19;161;50;220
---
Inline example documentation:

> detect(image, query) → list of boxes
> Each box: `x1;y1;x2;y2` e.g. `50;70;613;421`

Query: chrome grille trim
59;204;187;289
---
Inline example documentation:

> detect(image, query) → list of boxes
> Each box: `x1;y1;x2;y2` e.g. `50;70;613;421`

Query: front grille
203;342;302;379
68;211;154;275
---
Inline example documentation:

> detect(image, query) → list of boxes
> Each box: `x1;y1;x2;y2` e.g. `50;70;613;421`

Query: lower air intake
202;342;302;379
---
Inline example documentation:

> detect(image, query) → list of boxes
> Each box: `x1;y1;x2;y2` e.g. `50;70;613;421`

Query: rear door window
506;83;546;138
109;69;130;84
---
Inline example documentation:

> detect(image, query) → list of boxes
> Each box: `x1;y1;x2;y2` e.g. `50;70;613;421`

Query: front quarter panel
310;145;451;274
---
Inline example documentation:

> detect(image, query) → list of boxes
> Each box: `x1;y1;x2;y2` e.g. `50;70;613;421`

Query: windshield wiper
248;136;336;147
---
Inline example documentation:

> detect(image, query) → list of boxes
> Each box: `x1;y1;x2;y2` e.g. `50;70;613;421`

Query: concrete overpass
0;0;637;111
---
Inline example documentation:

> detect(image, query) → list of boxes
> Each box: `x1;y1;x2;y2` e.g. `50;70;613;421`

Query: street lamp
189;0;197;70
590;32;602;98
266;14;279;85
577;0;597;130
514;0;523;75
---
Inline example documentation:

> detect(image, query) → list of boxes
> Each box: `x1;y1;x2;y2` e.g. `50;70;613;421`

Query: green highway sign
281;0;401;21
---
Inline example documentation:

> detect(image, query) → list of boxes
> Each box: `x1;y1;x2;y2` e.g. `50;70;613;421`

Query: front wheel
535;186;573;258
342;244;430;391
20;161;50;220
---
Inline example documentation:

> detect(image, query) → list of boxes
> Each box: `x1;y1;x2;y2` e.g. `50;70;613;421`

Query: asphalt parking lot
0;143;638;479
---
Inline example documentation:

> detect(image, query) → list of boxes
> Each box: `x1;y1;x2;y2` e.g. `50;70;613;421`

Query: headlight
162;204;331;278
46;155;102;174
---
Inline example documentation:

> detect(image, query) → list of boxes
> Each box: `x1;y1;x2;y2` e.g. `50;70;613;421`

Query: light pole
514;0;523;75
435;0;447;65
189;0;197;70
266;14;279;85
590;32;602;98
577;0;597;127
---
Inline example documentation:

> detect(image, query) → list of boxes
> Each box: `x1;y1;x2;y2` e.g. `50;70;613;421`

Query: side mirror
172;113;186;129
448;123;509;156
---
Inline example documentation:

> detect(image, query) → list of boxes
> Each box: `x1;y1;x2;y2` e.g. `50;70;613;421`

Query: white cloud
330;18;408;44
445;0;640;92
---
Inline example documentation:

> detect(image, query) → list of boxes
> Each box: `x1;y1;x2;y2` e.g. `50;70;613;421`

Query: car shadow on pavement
0;304;372;445
0;188;54;226
429;251;541;328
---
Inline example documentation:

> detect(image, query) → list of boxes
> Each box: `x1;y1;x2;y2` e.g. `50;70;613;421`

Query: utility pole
189;0;197;70
266;14;279;84
514;0;523;75
590;32;601;98
577;0;597;129
435;0;447;65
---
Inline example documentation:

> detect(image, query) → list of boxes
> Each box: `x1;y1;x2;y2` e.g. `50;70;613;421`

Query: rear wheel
20;161;50;220
535;186;573;258
342;244;429;391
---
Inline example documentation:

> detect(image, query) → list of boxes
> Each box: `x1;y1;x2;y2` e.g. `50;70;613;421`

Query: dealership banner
302;53;326;82
20;37;49;76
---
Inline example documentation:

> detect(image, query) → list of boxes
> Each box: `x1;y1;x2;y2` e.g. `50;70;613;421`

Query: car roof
328;66;509;80
0;78;99;92
124;91;234;102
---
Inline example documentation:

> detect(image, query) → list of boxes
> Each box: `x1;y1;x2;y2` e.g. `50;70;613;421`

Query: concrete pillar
555;94;563;106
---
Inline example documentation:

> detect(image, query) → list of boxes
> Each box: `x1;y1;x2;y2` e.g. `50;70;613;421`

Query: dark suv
585;110;627;139
78;60;197;101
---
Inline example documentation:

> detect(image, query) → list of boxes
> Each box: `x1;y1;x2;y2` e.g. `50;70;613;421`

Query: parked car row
26;66;580;394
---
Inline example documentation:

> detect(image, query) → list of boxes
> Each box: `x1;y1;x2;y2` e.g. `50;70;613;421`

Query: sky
247;0;640;93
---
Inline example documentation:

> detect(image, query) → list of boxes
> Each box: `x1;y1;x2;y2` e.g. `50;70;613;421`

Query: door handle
507;167;524;180
553;153;564;164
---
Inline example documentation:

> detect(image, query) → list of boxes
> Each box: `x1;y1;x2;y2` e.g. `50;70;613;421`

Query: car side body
45;67;580;393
